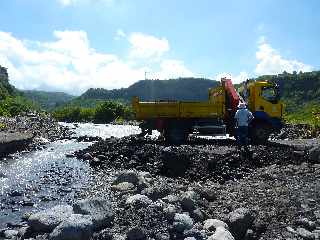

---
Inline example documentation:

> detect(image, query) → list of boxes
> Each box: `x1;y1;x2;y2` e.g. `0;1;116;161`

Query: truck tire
250;122;271;145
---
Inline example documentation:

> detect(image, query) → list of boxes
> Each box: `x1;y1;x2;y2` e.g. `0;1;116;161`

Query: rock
296;218;316;231
162;194;180;204
141;185;171;201
244;229;254;240
73;198;114;230
4;229;18;239
309;146;320;163
183;228;206;240
180;191;199;212
9;190;23;197
28;205;73;232
0;170;6;178
199;188;217;202
208;227;235;240
286;226;296;234
112;171;152;191
126;227;146;240
18;226;32;239
49;214;93;240
83;153;93;160
163;204;177;221
91;228;114;240
126;194;152;208
173;213;194;233
22;198;35;206
111;182;137;193
204;219;229;232
227;208;255;240
112;171;139;186
191;209;205;222
296;227;314;240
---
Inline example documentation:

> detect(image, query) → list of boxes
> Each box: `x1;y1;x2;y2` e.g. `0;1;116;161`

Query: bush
52;100;133;123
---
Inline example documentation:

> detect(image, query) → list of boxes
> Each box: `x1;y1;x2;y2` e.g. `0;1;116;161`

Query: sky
0;0;319;95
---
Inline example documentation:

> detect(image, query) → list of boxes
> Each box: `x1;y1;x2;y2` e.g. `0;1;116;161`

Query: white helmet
238;102;246;109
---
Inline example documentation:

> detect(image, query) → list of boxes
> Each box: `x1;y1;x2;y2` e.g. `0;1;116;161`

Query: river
0;123;140;229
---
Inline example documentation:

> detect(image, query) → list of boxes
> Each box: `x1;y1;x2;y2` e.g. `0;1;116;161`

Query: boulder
183;228;207;240
112;171;139;185
204;219;229;232
126;194;152;208
28;205;73;232
173;213;194;233
162;194;180;204
4;229;18;239
111;182;137;193
309;145;320;163
73;198;114;230
163;204;178;221
296;227;314;240
112;171;152;190
208;227;235;240
191;209;205;222
296;218;316;231
141;185;171;201
83;153;93;160
126;227;146;240
180;191;199;212
227;208;255;240
49;214;93;240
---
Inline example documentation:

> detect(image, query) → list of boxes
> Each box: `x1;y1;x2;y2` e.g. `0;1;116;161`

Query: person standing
234;102;254;151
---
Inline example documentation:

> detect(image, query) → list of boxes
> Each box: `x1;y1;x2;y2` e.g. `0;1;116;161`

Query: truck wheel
250;123;271;145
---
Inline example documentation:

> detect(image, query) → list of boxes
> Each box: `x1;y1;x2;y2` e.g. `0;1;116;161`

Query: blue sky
0;0;319;94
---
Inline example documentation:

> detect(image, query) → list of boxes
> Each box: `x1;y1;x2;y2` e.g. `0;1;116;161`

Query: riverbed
0;123;140;229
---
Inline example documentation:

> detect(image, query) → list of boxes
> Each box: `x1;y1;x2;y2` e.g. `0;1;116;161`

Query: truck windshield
261;86;279;103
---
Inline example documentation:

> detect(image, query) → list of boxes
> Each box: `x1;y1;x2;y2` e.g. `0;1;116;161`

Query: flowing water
0;123;140;228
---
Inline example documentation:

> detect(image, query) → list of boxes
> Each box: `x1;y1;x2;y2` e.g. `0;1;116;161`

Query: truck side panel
180;102;224;118
133;99;224;120
134;102;180;119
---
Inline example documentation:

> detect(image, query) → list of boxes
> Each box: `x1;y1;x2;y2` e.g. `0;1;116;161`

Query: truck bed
132;98;225;120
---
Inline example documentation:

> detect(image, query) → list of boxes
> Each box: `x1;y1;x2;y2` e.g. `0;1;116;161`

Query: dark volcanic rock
73;198;114;230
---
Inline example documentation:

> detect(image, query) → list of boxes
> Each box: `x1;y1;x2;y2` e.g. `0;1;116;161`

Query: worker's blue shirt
234;108;254;127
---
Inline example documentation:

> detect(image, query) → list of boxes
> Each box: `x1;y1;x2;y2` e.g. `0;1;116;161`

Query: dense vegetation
255;71;320;129
52;100;133;123
23;90;75;111
0;68;37;117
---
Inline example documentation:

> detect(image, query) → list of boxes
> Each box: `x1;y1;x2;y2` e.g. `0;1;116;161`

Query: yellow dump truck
132;78;283;144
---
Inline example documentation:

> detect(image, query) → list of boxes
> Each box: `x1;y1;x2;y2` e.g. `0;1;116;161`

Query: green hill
79;77;219;102
23;90;75;111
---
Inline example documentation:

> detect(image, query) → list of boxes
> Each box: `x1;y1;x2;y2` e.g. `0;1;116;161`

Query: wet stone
173;213;194;233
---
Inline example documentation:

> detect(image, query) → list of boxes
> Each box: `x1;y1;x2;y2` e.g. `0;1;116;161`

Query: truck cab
245;80;283;143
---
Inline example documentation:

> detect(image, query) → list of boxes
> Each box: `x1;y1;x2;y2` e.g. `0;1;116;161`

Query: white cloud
214;71;248;84
0;30;193;95
255;39;313;75
128;32;170;59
